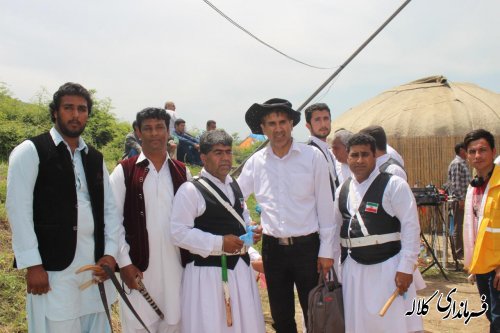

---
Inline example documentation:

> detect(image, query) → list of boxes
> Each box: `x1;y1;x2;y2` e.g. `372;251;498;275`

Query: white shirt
333;168;420;274
309;136;337;187
110;152;190;326
376;153;407;181
238;140;336;259
387;144;405;167
335;159;351;185
166;109;177;135
6;127;121;320
170;169;252;256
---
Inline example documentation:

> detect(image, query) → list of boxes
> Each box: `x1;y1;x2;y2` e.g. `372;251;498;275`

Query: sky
1;0;499;141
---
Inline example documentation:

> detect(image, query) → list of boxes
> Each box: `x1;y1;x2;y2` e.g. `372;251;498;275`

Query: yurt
331;75;500;187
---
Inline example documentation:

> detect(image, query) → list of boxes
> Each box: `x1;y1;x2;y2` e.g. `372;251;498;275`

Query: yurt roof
332;75;500;137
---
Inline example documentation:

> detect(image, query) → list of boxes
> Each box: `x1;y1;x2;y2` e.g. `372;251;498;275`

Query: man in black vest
6;82;121;333
170;129;266;333
333;133;422;332
110;107;188;333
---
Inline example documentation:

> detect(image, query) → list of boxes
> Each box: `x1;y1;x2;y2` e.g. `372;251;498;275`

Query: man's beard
57;118;86;138
313;129;330;139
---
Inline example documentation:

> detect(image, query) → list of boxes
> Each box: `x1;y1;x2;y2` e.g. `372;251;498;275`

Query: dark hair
132;120;138;130
49;82;93;122
260;109;293;124
199;129;233;154
206;120;216;128
347;133;376;154
464;129;495;150
454;142;466;155
359;125;387;151
174;118;186;127
136;107;170;130
304;103;331;124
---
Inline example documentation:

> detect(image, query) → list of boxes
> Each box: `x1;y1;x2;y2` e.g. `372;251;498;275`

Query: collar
200;168;233;186
375;153;390;167
455;155;466;163
263;138;300;158
50;127;88;153
135;152;171;167
352;166;380;186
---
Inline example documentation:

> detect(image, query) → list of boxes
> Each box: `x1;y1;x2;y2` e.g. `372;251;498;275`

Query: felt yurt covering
331;75;500;187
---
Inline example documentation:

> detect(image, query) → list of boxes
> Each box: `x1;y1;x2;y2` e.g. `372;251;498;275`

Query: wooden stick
79;279;95;290
379;289;400;316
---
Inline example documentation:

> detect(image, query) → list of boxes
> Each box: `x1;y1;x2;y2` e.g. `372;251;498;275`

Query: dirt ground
259;267;490;333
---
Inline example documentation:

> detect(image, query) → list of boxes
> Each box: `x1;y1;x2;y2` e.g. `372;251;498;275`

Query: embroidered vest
121;155;187;272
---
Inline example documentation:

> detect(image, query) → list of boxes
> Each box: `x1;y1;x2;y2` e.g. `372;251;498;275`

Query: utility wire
201;0;334;70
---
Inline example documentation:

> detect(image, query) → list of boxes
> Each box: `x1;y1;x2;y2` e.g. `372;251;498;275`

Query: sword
136;277;165;320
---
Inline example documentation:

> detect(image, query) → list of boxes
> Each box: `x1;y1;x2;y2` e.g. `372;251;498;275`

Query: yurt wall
389;135;500;188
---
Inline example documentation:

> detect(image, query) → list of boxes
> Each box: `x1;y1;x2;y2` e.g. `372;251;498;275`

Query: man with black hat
238;98;337;332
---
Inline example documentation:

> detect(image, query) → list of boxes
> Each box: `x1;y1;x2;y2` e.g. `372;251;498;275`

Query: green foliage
232;140;263;165
0;86;51;161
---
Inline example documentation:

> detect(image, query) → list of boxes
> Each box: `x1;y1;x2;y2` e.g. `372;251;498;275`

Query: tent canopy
332;75;500;137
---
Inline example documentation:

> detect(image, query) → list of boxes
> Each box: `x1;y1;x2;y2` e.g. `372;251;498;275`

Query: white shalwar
333;168;424;333
6;128;121;333
110;153;187;333
170;169;266;333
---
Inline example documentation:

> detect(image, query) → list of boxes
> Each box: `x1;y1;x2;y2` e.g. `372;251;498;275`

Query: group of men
6;82;499;333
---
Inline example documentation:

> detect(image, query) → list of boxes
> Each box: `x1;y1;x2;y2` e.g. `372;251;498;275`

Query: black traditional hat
245;98;301;135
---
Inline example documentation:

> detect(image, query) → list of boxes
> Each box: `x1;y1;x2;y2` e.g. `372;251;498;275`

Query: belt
210;246;248;256
265;233;319;246
341;232;401;248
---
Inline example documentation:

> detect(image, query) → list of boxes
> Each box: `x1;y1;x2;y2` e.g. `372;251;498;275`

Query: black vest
27;132;105;271
185;177;250;269
339;173;401;265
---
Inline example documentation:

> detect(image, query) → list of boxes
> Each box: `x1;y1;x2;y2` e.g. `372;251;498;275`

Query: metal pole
231;0;412;177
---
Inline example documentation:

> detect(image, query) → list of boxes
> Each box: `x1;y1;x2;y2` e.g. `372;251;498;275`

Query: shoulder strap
196;177;247;229
309;140;337;200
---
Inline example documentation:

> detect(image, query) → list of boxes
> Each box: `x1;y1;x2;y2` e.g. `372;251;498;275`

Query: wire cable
201;0;335;70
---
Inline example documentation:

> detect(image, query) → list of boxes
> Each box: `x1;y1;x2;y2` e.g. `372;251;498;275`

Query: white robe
334;168;424;333
170;169;266;333
110;153;186;331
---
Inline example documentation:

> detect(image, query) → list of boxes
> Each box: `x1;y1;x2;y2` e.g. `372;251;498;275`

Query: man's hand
120;264;143;290
494;266;500;291
223;235;244;253
95;255;116;282
395;271;413;295
252;225;263;244
317;257;334;277
458;200;465;210
26;264;50;295
251;260;265;274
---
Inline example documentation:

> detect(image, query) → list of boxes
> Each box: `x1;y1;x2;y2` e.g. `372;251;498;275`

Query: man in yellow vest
463;129;500;332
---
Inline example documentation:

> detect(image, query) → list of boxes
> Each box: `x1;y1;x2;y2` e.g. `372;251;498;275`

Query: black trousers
262;233;320;333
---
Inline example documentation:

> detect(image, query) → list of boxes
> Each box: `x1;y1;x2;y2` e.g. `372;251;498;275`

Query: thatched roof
332;75;500;137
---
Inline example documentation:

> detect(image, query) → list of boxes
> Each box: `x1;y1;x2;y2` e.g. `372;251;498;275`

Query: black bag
307;268;345;333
